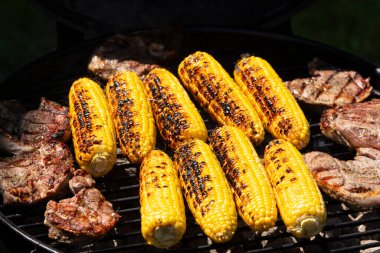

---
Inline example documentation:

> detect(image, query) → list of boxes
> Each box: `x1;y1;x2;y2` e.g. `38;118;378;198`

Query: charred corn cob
178;51;264;146
69;77;117;177
209;126;277;231
234;56;310;149
264;139;326;238
106;71;156;164
144;68;208;149
139;150;186;249
173;139;237;243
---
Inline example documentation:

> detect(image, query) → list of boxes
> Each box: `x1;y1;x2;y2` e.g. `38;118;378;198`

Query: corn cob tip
152;226;178;248
291;216;323;238
213;231;235;243
89;153;114;177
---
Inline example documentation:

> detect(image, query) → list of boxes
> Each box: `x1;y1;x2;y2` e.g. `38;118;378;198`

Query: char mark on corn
106;71;156;164
234;56;310;149
144;68;207;149
69;77;117;177
209;126;277;231
178;51;264;146
264;139;326;238
173;138;237;243
139;150;186;249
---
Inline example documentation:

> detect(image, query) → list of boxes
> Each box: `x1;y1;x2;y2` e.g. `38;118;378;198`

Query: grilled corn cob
178;51;264;146
144;68;207;149
106;71;156;164
264;139;326;238
69;77;117;177
234;56;310;149
139;150;186;248
173;138;237;243
209;126;277;231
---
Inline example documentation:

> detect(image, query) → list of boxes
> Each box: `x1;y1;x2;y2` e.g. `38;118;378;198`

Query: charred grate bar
0;28;379;253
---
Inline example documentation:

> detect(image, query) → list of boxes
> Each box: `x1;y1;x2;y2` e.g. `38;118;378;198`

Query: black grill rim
0;27;379;253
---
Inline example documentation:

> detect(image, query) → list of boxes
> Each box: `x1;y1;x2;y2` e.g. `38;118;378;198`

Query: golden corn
139;150;186;249
178;51;264;146
264;139;326;238
209;126;277;231
69;77;117;177
106;71;156;164
144;68;208;149
173;139;237;243
234;56;310;149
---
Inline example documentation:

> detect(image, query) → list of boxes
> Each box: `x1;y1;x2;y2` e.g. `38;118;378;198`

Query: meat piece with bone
88;28;182;80
44;170;120;244
304;148;380;210
0;139;74;205
320;99;380;150
285;58;372;108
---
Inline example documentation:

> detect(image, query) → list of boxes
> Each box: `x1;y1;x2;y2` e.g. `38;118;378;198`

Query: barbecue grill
1;1;380;253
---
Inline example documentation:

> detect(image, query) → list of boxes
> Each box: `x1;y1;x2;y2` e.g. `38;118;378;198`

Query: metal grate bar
116;207;140;214
88;242;146;253
330;241;380;253
107;196;139;203
18;222;44;229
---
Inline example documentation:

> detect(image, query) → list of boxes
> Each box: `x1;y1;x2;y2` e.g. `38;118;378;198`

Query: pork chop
19;97;71;142
285;58;372;108
0;140;74;205
304;148;380;210
320;99;380;150
44;171;120;244
88;28;182;80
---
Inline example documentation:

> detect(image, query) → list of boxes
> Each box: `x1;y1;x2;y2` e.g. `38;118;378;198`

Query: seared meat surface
69;169;96;194
19;97;71;142
304;148;380;210
0;140;74;205
320;99;380;150
88;28;182;80
285;58;372;107
0;130;36;155
0;98;70;143
44;171;120;244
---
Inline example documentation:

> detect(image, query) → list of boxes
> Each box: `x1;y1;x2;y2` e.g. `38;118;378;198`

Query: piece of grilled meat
44;170;120;244
320;99;380;150
285;58;372;108
304;148;380;210
19;97;71;142
69;169;96;194
0;98;70;143
0;140;74;205
88;28;182;80
0;130;35;155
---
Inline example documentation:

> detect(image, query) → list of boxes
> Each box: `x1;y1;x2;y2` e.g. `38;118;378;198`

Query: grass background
1;0;379;83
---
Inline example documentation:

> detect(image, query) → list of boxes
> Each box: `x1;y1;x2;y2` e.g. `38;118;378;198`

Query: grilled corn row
209;126;277;231
106;71;156;164
264;139;326;238
234;56;310;149
139;150;186;249
173;139;237;243
178;51;264;146
69;77;117;177
144;68;208;149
